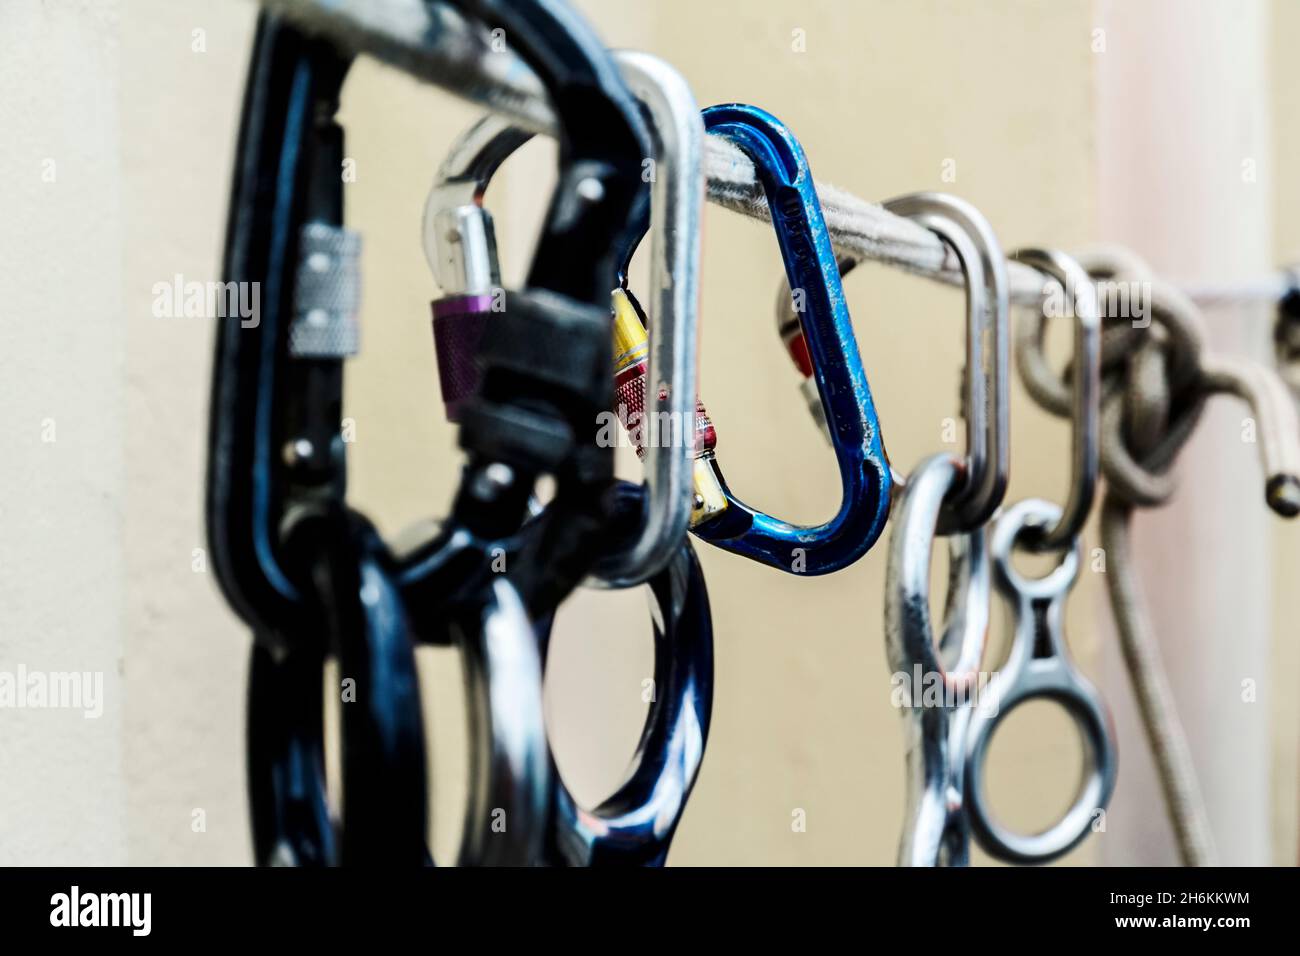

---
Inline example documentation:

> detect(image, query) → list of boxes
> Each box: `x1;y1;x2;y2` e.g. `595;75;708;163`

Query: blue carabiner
691;104;891;574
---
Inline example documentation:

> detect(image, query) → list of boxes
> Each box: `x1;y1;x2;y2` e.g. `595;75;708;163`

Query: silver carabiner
454;579;551;865
422;50;703;587
1010;248;1101;549
883;193;1010;533
884;453;989;866
775;192;1009;533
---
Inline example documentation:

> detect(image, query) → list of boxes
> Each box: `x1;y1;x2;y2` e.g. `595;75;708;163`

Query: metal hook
1010;248;1101;550
1069;254;1300;518
1200;352;1300;515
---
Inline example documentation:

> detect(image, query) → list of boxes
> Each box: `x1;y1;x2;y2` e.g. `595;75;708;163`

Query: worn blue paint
692;104;891;575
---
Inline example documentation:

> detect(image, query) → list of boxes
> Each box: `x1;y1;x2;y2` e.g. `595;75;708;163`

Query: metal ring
544;488;713;866
963;498;1118;864
453;579;552;865
1010;249;1101;550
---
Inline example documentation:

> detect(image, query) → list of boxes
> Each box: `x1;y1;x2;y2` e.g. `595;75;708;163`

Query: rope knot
1017;247;1300;515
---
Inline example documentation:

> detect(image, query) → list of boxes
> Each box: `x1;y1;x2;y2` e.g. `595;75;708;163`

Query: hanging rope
1016;246;1300;865
259;0;1295;309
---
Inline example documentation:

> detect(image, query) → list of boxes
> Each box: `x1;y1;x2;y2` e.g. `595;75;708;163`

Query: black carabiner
213;13;428;867
422;0;653;621
537;482;714;867
247;504;428;867
206;14;351;640
213;2;655;865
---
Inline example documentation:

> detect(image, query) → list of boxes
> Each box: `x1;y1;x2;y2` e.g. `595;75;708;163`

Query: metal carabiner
887;454;1115;867
422;49;702;588
1010;248;1101;549
401;0;664;862
446;575;552;866
423;113;529;423
253;504;555;868
214;0;651;864
215;15;432;866
206;12;352;642
300;506;430;866
955;249;1113;864
397;477;712;867
537;481;713;866
690;104;891;574
776;193;1010;533
416;0;651;625
248;501;430;867
884;453;989;866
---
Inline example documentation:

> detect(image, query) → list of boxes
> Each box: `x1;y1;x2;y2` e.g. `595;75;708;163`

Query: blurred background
1;0;1296;865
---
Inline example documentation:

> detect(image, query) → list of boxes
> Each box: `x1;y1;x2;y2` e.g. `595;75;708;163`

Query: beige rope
1017;249;1300;865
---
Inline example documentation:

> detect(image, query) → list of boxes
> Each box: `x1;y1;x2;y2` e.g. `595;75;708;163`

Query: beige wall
1271;0;1300;866
0;0;1294;865
0;0;127;865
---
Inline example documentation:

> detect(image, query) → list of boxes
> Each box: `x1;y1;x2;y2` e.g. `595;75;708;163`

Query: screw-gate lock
423;122;528;422
423;47;710;589
610;287;726;527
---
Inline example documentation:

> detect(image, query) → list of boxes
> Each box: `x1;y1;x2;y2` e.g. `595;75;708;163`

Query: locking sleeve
289;222;361;359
